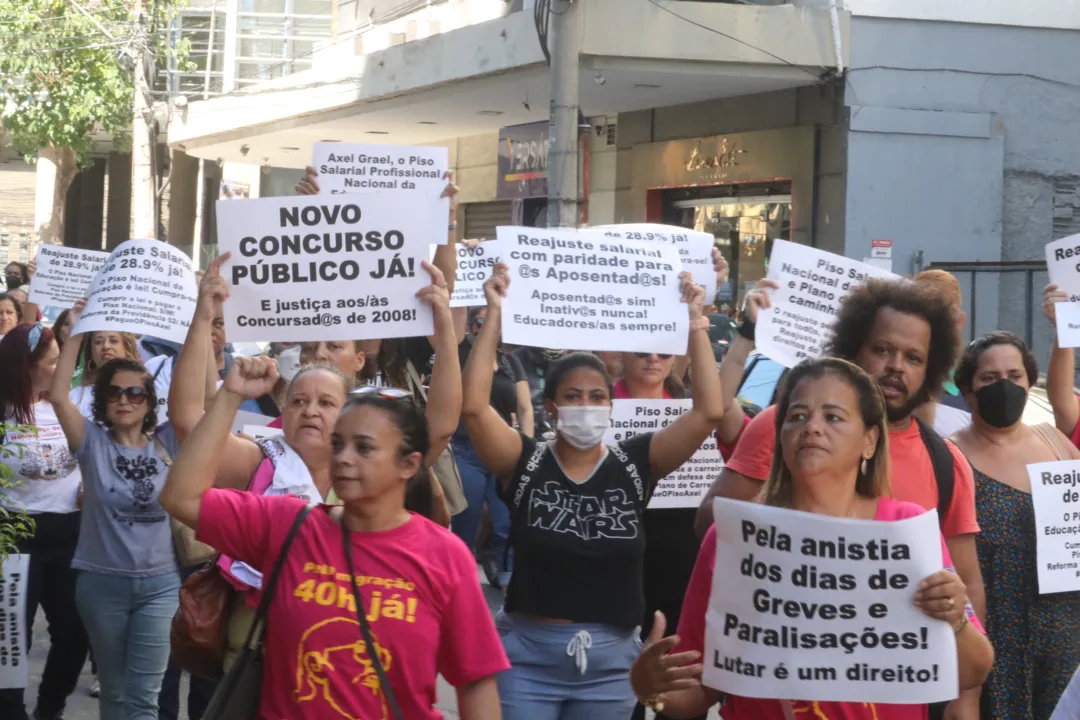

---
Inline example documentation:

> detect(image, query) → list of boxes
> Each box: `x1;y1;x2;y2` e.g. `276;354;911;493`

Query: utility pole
131;0;157;238
546;0;581;229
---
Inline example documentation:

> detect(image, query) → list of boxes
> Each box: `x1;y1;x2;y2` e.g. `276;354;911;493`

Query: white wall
844;0;1080;30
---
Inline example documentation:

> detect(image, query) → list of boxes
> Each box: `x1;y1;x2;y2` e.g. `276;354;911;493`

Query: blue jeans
451;436;512;585
75;570;181;720
495;610;642;720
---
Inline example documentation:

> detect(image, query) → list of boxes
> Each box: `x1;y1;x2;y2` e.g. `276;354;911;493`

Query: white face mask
555;405;612;450
276;346;302;383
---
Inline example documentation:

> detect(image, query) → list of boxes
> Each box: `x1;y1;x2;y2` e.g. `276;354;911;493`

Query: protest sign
312;142;450;244
0;554;29;689
1027;460;1080;594
448;241;501;308
231;410;275;436
215;194;433;343
496;226;688;355
756;240;897;367
28;245;109;308
704;499;957;704
605;399;724;509
243;425;284;440
71;240;197;345
584;224;718;300
1045;235;1080;347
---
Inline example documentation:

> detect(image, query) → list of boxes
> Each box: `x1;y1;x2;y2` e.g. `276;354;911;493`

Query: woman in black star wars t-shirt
461;264;726;720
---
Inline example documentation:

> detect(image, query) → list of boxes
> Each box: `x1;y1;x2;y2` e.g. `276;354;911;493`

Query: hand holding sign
630;611;705;707
914;570;969;627
681;271;707;321
1044;284;1069;326
712;248;730;286
296;166;320;196
197;253;231;323
744;278;780;323
224;355;280;401
484;263;510;311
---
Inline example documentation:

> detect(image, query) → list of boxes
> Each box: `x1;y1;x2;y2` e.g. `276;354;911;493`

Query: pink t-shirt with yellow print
197;489;509;720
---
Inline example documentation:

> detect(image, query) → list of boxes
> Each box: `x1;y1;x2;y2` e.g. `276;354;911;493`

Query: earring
860;457;869;476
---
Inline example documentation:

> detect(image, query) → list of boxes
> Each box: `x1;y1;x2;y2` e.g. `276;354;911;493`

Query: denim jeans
495;610;641;720
76;570;181;720
450;435;512;585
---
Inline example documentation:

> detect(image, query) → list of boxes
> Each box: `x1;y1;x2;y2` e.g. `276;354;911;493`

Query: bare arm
946;534;985;624
462;265;523;483
716;280;776;443
1044;285;1079;436
516;380;535;438
648;274;725;480
694;468;763;538
419;262;461;465
160;356;279;529
956;621;994;691
456;676;501;720
50;309;87;451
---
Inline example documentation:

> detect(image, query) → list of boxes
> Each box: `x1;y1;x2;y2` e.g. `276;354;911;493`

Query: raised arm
169;253;229;442
648;273;726;480
1044;284;1079;436
49;300;88;450
715;279;778;444
462;264;523;482
418;261;461;465
160;356;279;530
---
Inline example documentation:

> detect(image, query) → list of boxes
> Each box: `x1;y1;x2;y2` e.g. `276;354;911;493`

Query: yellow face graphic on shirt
294;616;393;720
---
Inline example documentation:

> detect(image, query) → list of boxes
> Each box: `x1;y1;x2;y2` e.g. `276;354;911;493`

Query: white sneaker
89;678;100;698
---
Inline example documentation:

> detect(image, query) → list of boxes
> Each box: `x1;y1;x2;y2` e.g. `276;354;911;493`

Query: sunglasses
634;352;673;360
106;385;148;405
351;386;412;400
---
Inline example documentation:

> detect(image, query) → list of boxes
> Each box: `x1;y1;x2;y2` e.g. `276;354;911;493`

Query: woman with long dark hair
0;323;88;720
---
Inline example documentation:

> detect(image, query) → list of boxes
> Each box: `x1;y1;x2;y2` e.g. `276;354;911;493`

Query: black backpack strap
914;417;954;530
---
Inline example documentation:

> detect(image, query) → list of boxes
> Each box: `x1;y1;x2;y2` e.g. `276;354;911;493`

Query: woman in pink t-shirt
161;329;507;718
629;357;994;719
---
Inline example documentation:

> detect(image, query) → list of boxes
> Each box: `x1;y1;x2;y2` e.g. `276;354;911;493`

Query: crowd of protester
2;168;1080;720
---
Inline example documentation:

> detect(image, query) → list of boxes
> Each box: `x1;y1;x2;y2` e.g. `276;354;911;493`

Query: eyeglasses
634;352;673;360
106;386;148;405
350;386;412;400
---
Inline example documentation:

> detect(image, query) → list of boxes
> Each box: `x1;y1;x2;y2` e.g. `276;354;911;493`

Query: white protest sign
449;241;501;308
705;499;956;704
0;554;30;689
584;224;718;299
230;410;275;435
312;142;451;244
496;226;688;355
243;425;284;440
71;240;197;345
605;399;724;509
215;194;433;343
1045;235;1080;347
757;240;897;367
28;246;109;308
1027;460;1080;594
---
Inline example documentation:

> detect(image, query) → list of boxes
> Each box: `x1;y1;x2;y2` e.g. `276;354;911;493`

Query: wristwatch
448;222;458;231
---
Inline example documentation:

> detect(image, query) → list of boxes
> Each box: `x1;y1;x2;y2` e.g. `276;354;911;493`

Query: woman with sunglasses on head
462;264;726;720
48;299;182;720
159;283;508;720
0;323;88;720
631;358;994;719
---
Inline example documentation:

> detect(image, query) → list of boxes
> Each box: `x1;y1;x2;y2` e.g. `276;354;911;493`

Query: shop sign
497;122;549;199
685;138;747;181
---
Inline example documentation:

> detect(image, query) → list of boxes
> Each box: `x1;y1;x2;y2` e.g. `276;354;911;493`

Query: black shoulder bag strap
914;417;955;530
343;523;404;720
239;503;315;651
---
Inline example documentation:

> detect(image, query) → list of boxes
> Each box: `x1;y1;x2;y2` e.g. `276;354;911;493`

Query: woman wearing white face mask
461;264;726;720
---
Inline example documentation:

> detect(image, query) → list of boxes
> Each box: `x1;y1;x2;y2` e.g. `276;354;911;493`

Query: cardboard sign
71;240;197;345
1027;460;1080;594
0;554;30;689
215;194;434;343
605;399;724;509
311;142;451;244
756;240;897;367
705;499;957;704
496;226;688;355
28;246;109;308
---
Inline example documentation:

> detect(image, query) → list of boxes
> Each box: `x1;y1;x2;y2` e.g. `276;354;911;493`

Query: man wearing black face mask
697;277;986;720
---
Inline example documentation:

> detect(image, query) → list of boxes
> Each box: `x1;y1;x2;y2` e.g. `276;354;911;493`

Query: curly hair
824;278;958;408
954;331;1038;395
81;331;142;385
91;358;158;433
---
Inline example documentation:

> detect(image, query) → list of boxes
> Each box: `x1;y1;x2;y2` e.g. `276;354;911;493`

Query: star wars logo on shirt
526;481;641;540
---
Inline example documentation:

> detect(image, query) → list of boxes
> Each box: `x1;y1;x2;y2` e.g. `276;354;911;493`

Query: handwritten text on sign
71;240;197;345
605;400;724;509
448;241;501;308
705;500;957;704
215;194;433;343
496;227;688;355
0;554;30;689
584;224;718;300
312;142;450;244
756;240;897;367
1027;460;1080;594
28;246;109;308
1044;235;1080;348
